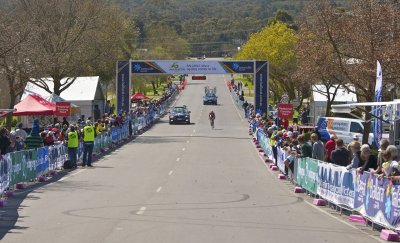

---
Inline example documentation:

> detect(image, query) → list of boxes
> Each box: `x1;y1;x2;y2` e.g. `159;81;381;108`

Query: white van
316;117;374;144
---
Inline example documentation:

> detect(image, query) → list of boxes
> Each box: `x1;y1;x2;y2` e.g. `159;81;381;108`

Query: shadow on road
0;136;136;240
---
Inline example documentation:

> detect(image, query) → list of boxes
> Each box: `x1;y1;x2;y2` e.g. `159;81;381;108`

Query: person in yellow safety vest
293;109;299;124
82;120;96;167
67;125;79;168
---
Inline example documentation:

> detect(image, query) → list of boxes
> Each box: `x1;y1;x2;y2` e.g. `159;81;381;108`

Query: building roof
312;84;357;103
24;76;104;101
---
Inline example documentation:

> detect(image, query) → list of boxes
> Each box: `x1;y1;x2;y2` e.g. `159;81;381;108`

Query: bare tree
18;0;134;96
0;1;35;128
298;0;400;143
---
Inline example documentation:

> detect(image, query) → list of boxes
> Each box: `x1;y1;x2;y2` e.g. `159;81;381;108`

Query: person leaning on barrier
82;120;96;167
372;145;400;179
377;138;390;168
297;135;312;158
330;139;351;166
347;144;377;173
348;141;361;160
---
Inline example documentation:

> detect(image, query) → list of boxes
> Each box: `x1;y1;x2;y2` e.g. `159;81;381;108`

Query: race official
67;125;79;168
82;120;96;167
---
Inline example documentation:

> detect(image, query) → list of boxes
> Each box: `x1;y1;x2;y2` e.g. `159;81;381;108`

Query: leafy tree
236;22;298;101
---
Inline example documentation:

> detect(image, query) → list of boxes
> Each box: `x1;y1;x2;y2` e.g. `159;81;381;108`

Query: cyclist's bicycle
210;118;214;129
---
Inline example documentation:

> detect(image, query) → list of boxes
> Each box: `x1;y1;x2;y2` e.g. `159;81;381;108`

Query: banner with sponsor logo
354;173;400;230
0;154;11;194
131;61;255;74
48;144;67;171
254;61;269;115
296;158;319;194
55;102;71;117
116;60;130;113
36;147;49;175
278;104;293;119
10;150;37;185
317;162;356;209
276;147;287;173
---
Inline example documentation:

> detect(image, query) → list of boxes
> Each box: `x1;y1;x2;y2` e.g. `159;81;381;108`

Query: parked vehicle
316;117;374;144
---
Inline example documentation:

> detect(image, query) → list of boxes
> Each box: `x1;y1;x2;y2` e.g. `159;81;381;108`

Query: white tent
24;76;105;120
310;84;357;125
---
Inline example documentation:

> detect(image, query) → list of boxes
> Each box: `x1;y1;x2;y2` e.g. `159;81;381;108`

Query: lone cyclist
209;110;215;128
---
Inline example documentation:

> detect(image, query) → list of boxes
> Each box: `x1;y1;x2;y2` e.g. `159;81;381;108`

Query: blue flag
374;61;383;148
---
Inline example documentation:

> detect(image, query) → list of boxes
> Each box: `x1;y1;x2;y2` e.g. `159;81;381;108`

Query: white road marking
168;170;173;176
182;148;186;151
136;206;147;215
186;140;190;143
156;187;162;193
176;158;180;162
58;169;86;182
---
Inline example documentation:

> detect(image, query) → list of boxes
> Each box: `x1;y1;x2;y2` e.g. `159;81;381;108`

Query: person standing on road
67;125;79;168
242;100;249;118
82;120;96;167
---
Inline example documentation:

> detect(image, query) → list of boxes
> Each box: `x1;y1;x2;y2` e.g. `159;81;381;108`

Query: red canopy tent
14;94;56;116
130;92;150;101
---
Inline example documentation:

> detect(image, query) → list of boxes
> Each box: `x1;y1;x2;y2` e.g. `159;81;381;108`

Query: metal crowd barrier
253;127;400;232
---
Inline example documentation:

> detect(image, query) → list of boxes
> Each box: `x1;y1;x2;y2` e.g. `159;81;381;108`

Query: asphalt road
0;75;383;243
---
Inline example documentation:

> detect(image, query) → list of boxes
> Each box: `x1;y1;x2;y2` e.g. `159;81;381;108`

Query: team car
203;86;218;105
169;106;191;124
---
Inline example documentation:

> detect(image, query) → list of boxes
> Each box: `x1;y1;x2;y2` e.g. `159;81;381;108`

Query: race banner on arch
116;60;269;114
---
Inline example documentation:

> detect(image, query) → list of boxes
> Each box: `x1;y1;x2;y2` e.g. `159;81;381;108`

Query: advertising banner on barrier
36;147;49;175
318;162;356;208
0;154;10;194
276;147;287;173
48;144;67;170
296;158;319;194
354;173;400;230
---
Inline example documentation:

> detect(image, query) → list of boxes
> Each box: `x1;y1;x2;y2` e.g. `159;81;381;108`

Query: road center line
168;170;173;175
156;187;162;193
136;206;147;215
